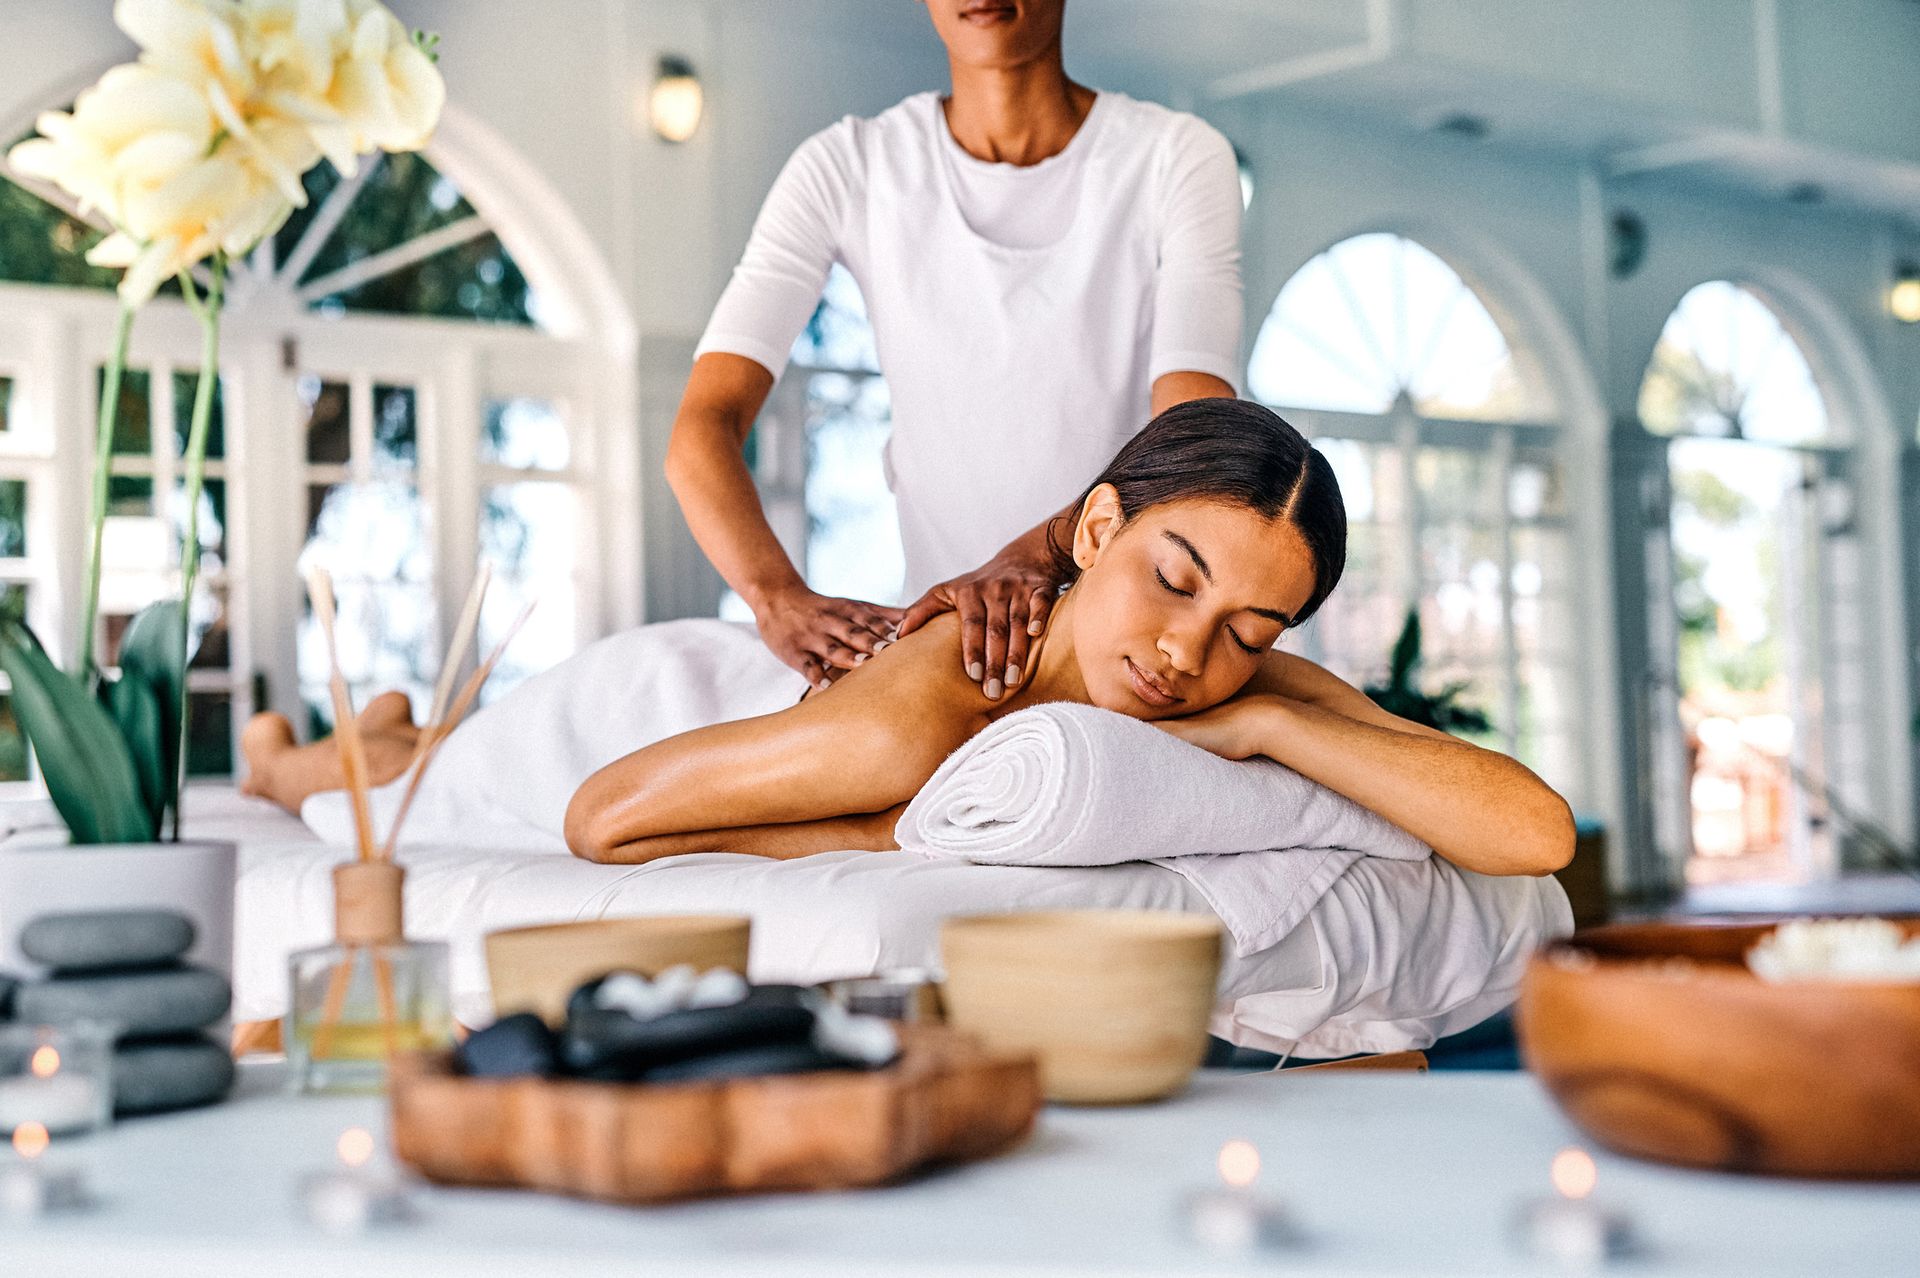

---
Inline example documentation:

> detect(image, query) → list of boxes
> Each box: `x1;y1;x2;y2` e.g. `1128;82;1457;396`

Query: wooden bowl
388;1026;1040;1202
1518;917;1920;1179
940;909;1222;1105
485;915;751;1025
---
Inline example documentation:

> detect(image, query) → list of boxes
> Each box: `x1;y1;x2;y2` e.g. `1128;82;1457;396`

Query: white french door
0;283;603;770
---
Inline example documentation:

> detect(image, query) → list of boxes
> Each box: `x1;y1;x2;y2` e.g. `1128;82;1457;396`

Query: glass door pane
296;373;437;731
1666;435;1824;884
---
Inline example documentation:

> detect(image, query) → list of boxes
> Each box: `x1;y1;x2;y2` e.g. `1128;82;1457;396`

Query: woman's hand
897;542;1060;700
1153;697;1279;761
754;584;905;690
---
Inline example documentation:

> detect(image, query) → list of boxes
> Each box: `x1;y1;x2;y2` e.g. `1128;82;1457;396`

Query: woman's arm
564;619;983;865
1163;653;1575;876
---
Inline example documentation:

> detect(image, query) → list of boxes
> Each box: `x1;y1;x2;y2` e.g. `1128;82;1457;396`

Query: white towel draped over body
895;703;1432;956
304;620;809;852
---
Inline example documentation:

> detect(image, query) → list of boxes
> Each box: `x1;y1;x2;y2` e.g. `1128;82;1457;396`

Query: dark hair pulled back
1047;397;1347;625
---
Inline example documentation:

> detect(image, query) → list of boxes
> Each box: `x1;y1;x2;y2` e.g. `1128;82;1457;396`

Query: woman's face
1067;489;1320;720
921;1;1067;70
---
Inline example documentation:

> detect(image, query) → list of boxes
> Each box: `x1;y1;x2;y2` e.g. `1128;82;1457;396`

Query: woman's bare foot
239;692;425;813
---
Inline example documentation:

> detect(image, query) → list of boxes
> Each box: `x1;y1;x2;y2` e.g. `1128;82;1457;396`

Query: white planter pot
0;841;237;982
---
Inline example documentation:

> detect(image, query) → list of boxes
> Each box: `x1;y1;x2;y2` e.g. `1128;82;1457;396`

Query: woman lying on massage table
242;398;1574;877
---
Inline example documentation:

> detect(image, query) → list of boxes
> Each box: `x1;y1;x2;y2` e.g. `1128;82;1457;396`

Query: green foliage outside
2;151;532;326
1670;465;1782;697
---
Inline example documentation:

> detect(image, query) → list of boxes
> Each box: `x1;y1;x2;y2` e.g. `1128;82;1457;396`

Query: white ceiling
759;0;1920;224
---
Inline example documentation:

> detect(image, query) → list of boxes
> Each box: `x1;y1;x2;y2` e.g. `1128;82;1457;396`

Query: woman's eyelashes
1155;566;1268;656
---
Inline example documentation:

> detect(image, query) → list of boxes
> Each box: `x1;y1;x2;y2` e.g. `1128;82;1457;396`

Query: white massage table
199;789;1570;1059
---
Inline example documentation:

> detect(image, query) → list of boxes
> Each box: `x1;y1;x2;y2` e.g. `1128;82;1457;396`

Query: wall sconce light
648;55;703;144
1889;262;1920;325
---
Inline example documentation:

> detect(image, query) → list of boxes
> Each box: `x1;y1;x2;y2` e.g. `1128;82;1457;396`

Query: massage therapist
667;0;1243;697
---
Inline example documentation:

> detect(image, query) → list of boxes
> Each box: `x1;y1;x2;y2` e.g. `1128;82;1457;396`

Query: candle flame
1218;1139;1261;1189
12;1123;49;1161
1551;1147;1598;1200
337;1126;375;1168
29;1045;59;1079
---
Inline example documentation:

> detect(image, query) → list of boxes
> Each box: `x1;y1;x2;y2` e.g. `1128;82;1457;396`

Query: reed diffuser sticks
305;567;379;863
300;564;526;1073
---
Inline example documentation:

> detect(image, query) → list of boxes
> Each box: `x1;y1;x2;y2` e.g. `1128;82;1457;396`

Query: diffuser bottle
287;862;452;1094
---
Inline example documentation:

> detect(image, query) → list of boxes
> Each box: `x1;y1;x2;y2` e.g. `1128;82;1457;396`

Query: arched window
1636;281;1863;884
721;263;903;620
1248;233;1580;798
1;132;622;772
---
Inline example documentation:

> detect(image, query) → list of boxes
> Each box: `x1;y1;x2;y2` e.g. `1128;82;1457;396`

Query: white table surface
1;1062;1913;1278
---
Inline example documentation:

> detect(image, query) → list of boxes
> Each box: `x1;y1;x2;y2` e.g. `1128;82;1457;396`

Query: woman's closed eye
1158;567;1269;655
1225;626;1265;656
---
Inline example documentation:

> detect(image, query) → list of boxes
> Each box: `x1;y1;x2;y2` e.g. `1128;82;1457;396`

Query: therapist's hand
755;585;904;691
897;544;1059;701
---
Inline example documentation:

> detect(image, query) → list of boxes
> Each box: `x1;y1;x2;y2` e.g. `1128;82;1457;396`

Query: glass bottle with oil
287;862;452;1093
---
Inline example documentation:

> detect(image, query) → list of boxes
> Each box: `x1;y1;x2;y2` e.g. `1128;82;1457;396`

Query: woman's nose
1157;627;1206;678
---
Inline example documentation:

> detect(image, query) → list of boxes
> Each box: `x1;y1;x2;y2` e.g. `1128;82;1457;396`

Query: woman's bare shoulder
809;612;993;732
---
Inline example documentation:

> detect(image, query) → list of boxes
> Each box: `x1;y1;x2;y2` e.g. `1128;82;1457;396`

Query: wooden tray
388;1025;1041;1202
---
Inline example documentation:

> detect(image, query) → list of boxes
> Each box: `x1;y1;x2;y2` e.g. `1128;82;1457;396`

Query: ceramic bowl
1518;917;1920;1179
940;909;1223;1104
484;915;751;1025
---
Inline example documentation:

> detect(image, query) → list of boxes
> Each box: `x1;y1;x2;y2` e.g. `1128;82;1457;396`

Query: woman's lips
1125;658;1180;708
960;4;1017;23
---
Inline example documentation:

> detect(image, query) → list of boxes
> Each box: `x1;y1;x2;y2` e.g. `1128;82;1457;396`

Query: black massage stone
559;985;816;1081
455;1012;559;1078
0;973;17;1021
564;971;639;1025
642;1041;854;1084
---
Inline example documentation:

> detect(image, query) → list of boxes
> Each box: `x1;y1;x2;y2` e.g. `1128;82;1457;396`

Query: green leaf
1387;610;1422;692
0;621;153;844
112;600;185;828
107;674;167;832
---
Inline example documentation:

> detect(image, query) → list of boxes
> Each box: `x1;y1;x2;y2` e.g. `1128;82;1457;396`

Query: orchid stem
171;253;224;841
77;302;135;681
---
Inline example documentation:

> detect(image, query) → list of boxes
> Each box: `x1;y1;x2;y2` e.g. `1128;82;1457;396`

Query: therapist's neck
943;51;1095;166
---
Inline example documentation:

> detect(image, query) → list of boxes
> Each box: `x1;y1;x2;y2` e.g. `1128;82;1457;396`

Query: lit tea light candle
0;1123;90;1220
299;1127;415;1235
0;1045;109;1136
1512;1147;1637;1269
1181;1139;1298;1255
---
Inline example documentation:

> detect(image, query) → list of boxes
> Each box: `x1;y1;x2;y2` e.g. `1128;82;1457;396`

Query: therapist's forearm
1243;696;1575;877
666;405;804;609
1151;370;1234;416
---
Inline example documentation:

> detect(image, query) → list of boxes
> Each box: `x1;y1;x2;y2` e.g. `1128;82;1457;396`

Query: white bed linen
219;791;1568;1058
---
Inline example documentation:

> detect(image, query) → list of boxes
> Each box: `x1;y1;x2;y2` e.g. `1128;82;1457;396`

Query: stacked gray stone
6;910;235;1115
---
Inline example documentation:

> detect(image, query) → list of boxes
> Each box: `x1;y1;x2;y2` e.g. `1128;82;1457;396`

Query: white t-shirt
696;90;1244;598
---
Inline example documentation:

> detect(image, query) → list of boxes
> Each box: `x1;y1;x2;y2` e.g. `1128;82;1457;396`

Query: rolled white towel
895;702;1430;955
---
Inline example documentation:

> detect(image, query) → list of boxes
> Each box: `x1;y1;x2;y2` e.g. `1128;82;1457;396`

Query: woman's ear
1071;484;1125;570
